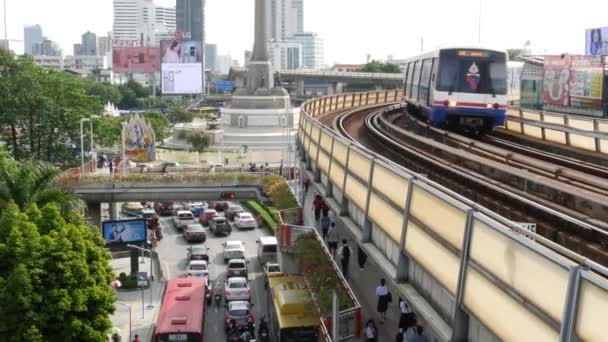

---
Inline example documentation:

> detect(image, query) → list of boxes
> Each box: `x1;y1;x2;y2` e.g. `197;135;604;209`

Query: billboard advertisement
160;40;204;95
102;219;147;245
112;47;160;73
585;28;608;56
569;55;604;115
123;113;156;162
542;55;571;107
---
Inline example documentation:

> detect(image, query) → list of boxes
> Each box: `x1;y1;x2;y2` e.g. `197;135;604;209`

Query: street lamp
115;301;132;342
126;244;155;310
80;118;91;176
121;122;128;176
90;115;99;162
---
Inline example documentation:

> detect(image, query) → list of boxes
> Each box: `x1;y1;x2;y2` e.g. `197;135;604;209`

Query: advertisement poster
570;55;604;115
160;40;204;95
542;55;571;107
112;47;160;73
123;113;156;162
585;27;608;56
102;219;147;245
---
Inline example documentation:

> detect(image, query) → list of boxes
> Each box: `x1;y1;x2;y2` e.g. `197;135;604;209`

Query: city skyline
3;0;608;65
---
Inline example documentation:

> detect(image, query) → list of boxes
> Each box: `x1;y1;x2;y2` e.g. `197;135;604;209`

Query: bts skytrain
402;45;509;133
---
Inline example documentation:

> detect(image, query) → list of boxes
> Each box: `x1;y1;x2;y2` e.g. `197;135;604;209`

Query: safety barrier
505;107;608;154
299;90;608;342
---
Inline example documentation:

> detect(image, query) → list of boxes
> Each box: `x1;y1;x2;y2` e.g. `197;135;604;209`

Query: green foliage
0;157;84;217
360;59;402;73
187;132;210;153
507;48;524;61
261;175;298;210
86;81;122;105
167;106;194;124
0;203;116;341
241;200;277;232
117;272;138;290
294;234;353;314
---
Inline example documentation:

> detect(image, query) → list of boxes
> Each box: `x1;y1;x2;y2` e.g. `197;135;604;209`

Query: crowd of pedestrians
307;180;428;341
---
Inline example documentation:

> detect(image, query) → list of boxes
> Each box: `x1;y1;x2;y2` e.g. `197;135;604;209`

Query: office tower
269;0;303;40
291;32;323;69
113;0;140;41
97;33;112;55
81;31;97;55
24;24;43;55
204;43;217;71
156;6;176;33
176;0;205;42
73;43;82;56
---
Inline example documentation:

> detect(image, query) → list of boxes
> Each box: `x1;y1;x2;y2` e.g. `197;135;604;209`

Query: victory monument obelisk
220;0;295;130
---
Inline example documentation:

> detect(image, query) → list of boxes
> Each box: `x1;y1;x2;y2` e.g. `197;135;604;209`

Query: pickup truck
263;262;282;289
173;210;196;231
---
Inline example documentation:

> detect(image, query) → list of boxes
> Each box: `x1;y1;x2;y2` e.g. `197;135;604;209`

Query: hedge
261;175;298;210
241;200;277;233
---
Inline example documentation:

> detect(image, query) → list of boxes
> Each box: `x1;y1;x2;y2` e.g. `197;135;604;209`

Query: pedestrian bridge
297;90;608;342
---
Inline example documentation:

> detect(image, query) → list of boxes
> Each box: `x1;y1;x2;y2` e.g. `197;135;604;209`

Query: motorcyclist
258;315;269;342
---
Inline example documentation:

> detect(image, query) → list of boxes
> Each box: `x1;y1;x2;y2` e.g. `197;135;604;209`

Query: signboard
542;55;571;107
112;47;160;73
585;27;608;56
137;272;149;287
516;223;536;241
569;55;604;115
215;81;234;92
102;219;147;245
123;113;156;162
160;40;204;95
112;39;140;47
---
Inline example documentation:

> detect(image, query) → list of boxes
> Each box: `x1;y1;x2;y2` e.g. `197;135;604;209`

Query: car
173;210;196;231
183;201;208;217
121;202;144;216
186;260;209;278
224;301;255;332
222;240;246;263
209;217;232;236
234;212;256;230
154;201;175;216
224;277;251;302
225;204;245;221
226;259;248;279
183;224;207;243
214;201;231;212
141;209;159;228
187;245;210;261
263;263;282;288
200;209;218;226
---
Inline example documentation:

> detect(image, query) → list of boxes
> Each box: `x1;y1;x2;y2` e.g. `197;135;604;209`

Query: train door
430;58;439;104
411;61;421;103
420;59;433;107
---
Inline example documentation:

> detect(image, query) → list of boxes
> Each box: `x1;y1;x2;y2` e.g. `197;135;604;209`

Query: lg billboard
112;47;160;73
160;40;204;95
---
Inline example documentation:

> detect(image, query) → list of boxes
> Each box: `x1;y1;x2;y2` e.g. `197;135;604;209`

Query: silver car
222;240;246;263
187;260;209;278
224;277;251;302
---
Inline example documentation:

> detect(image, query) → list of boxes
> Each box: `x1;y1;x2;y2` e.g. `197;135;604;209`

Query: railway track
327;103;608;266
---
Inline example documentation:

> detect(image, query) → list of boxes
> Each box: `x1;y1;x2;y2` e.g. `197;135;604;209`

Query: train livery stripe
432;100;507;109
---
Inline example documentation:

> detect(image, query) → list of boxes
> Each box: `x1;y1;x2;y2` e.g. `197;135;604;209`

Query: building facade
205;43;217;71
176;0;205;43
97;34;112;56
113;0;140;41
33;56;63;70
269;0;303;40
156;6;176;33
81;31;98;55
216;54;232;75
291;32;323;69
64;55;106;73
0;39;8;50
33;39;61;56
73;44;82;56
269;40;302;70
24;24;43;55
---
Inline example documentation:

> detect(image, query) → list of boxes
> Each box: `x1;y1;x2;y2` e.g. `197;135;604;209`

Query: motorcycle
154;227;163;241
258;315;269;342
215;293;222;308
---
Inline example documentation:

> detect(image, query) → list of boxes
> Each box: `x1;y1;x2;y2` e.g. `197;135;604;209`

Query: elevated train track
329;103;608;266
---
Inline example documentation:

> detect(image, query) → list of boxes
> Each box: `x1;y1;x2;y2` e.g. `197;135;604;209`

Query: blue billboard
215;81;234;92
102;219;147;245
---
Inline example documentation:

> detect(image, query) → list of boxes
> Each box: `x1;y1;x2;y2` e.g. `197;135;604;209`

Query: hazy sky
3;0;607;65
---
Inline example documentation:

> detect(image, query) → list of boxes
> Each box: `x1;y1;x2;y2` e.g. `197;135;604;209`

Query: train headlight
448;101;457;107
486;104;493;109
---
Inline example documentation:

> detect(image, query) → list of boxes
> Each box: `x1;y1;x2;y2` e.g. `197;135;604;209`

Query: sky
3;0;608;66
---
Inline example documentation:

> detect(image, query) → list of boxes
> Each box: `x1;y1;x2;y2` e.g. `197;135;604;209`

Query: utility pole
3;0;7;50
478;0;482;43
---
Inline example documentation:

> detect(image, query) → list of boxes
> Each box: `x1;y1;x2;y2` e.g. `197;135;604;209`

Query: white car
223;240;246;263
224;277;251;302
173;210;196;231
234;212;257;230
187;260;209;278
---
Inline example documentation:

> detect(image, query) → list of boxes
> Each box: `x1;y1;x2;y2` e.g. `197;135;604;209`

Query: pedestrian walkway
300;179;402;342
109;257;165;342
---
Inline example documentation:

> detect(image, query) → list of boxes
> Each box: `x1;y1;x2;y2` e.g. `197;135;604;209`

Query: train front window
436;49;507;95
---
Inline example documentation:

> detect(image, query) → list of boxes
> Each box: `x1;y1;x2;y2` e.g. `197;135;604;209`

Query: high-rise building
269;0;303;40
156;6;176;33
204;43;217;72
113;0;140;41
176;0;205;43
81;31;98;56
73;43;82;56
138;0;156;47
244;50;252;67
269;40;302;70
0;39;9;51
97;33;112;55
290;32;323;69
33;39;61;56
216;54;232;75
24;24;43;55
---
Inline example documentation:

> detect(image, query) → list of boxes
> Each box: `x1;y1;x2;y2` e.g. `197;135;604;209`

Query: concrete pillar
330;82;338;95
396;253;410;283
130;248;140;275
335;82;344;94
313;167;321;182
340;197;349;216
86;202;101;228
326;181;333;198
297;79;305;96
109;202;119;221
374;84;383;91
362;219;372;243
452;308;470;342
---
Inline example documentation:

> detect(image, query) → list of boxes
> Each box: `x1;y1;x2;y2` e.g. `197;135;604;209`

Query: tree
86;81;122;105
118;86;138;109
360;59;402;73
507;48;524;61
167;106;193;124
0;156;84;216
0;203;116;341
188;132;210;153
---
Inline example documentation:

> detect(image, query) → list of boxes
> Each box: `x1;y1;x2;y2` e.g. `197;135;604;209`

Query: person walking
108;160;114;174
406;325;428;342
303;177;311;193
321;201;330;218
312;194;323;220
326;223;339;258
320;215;330;241
399;297;416;333
375;278;391;323
357;245;368;271
364;319;378;342
338;239;352;278
132;335;142;342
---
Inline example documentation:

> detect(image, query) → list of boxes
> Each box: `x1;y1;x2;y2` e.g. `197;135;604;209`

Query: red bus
153;277;206;342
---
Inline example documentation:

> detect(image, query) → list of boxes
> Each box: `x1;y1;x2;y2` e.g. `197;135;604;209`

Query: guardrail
505;108;608;154
299;90;608;342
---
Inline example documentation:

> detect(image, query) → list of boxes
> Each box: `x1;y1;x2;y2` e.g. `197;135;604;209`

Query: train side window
406;62;415;98
420;59;433;104
411;61;421;101
404;63;411;96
